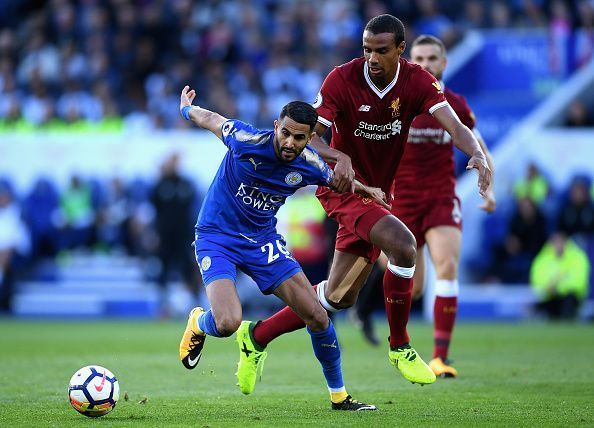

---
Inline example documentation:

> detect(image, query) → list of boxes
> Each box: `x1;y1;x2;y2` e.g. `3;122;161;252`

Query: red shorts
316;187;392;264
391;195;462;248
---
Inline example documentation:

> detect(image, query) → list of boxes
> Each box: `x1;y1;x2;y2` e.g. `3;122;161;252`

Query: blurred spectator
564;100;594;127
150;154;201;315
277;187;328;285
492;197;547;282
56;175;95;250
414;0;459;47
95;177;129;251
557;175;594;238
458;0;488;29
513;162;550;206
490;1;513;28
21;178;60;258
0;184;30;312
530;232;590;320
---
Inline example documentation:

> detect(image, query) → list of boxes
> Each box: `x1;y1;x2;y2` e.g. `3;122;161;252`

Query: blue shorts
194;230;303;295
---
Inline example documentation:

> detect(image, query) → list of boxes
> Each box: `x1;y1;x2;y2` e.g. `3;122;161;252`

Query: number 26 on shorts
261;240;294;263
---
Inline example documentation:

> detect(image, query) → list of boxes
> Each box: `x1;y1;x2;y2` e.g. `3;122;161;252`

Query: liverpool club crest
390;98;400;118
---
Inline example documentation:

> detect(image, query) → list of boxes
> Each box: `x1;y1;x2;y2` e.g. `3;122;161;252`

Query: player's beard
275;139;301;162
280;147;299;162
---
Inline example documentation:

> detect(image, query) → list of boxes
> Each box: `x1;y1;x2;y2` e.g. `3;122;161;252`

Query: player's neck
370;73;396;91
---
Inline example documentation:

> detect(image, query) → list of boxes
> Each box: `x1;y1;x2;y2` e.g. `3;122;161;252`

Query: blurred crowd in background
1;0;594;131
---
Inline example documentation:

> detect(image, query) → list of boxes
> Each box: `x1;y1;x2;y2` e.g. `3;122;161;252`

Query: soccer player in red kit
235;14;492;394
392;35;496;378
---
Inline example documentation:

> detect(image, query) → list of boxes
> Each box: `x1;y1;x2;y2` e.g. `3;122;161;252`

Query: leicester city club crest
285;172;302;186
201;256;211;272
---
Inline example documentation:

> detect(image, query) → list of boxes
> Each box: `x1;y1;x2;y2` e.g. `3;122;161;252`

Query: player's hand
354;181;391;210
479;188;497;213
333;153;355;193
466;152;492;198
180;85;197;110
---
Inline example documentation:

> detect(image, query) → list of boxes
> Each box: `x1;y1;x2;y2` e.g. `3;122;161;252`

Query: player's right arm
353;179;391;209
311;68;355;193
179;85;227;139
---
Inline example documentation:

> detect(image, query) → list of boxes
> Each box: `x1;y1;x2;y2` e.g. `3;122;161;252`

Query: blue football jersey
197;119;333;237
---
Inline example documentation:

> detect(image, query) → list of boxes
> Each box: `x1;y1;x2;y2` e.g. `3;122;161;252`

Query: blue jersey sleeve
300;146;334;187
221;119;271;153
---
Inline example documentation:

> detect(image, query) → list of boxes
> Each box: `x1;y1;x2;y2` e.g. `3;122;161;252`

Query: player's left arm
179;85;227;139
473;128;496;213
432;105;492;197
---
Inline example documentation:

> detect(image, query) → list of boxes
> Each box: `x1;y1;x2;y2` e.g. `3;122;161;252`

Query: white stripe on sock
317;280;340;313
434;279;459;297
386;262;415;278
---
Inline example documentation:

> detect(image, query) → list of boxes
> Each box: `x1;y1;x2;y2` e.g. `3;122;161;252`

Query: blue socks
197;309;222;337
307;320;345;391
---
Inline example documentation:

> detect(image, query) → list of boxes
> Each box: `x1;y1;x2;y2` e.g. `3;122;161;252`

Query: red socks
252;305;306;348
252;284;321;348
383;265;414;349
433;296;457;359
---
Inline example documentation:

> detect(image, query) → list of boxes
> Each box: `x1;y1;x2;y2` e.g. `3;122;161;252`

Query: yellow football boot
179;307;206;369
389;344;436;385
429;357;458;378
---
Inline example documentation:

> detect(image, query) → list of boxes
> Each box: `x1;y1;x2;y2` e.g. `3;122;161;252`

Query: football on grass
68;365;119;417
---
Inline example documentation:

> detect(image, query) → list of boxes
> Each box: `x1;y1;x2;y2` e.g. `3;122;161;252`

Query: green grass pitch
0;319;593;427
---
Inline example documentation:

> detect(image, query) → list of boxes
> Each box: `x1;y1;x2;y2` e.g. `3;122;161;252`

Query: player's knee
215;315;241;337
390;240;416;267
384;230;416;266
401;241;417;266
437;257;458;278
304;306;330;332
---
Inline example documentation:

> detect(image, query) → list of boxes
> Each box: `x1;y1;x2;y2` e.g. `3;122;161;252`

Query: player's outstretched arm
353;180;391;210
474;129;497;213
179;85;227;139
433;105;492;197
309;122;355;193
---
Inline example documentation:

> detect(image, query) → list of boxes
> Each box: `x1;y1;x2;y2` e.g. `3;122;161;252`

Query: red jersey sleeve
312;67;344;127
414;69;448;115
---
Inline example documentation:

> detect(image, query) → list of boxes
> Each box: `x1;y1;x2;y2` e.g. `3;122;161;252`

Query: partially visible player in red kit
235;14;492;394
392;35;496;378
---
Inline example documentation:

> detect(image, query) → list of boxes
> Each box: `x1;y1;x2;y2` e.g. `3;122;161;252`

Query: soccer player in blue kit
177;85;384;410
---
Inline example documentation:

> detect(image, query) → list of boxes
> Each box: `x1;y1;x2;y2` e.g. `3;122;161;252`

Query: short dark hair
364;14;405;46
279;101;318;131
411;34;446;56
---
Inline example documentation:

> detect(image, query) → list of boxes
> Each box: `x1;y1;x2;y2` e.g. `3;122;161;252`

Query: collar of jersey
364;60;400;99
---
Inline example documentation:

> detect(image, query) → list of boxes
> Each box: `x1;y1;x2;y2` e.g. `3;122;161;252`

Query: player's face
363;31;405;84
411;43;447;80
273;117;312;162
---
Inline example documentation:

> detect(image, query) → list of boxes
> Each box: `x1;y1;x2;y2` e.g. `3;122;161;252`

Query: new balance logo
358;105;371;112
321;340;337;348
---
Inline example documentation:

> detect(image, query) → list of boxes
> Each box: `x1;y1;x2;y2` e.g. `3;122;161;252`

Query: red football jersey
314;57;448;200
394;86;476;200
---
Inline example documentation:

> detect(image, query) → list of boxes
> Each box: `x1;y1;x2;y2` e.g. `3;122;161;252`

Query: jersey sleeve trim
428;100;450;115
317;116;332;127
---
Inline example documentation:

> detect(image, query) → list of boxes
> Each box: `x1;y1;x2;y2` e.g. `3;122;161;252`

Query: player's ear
273;119;278;132
309;131;317;142
397;41;406;55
